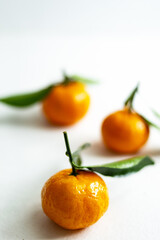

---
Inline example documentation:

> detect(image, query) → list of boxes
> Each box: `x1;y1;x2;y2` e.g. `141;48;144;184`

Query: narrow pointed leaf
139;114;160;130
66;150;82;166
73;143;91;154
124;84;139;108
152;109;160;119
71;75;99;84
72;155;82;166
72;143;90;166
0;84;54;107
66;143;90;166
74;156;154;177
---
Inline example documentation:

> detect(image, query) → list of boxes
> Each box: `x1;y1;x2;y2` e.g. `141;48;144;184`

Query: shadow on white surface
85;141;160;160
0;107;48;128
86;141;116;158
0;107;70;131
25;208;84;239
139;148;160;157
85;141;134;159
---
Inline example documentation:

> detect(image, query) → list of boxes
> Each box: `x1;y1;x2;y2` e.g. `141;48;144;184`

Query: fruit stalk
63;131;78;176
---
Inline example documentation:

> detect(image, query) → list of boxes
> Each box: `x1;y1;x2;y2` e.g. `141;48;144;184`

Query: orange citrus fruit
41;169;109;230
42;82;90;126
101;108;149;153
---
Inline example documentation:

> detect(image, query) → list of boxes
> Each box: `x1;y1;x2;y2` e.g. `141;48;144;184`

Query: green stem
63;132;78;176
62;71;72;85
124;84;139;111
63;76;70;85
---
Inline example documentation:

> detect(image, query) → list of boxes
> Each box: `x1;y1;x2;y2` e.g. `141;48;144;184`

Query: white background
1;1;160;239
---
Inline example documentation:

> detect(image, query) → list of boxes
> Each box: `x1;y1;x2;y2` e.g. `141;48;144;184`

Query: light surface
1;0;160;239
0;35;160;240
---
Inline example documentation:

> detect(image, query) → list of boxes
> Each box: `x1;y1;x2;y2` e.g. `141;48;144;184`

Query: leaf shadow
0;107;70;130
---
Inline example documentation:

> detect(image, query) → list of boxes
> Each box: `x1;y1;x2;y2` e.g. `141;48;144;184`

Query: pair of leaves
124;84;160;130
0;75;97;108
65;141;154;177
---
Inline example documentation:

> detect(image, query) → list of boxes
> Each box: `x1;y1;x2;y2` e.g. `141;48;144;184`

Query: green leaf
138;114;160;130
72;155;82;167
124;84;139;109
70;75;99;84
74;156;154;177
0;73;97;108
152;109;160;119
66;143;90;167
0;84;54;107
73;143;91;154
72;143;90;166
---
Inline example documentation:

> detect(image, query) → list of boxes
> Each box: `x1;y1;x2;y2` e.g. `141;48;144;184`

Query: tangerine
42;82;90;125
41;169;109;230
101;108;149;153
